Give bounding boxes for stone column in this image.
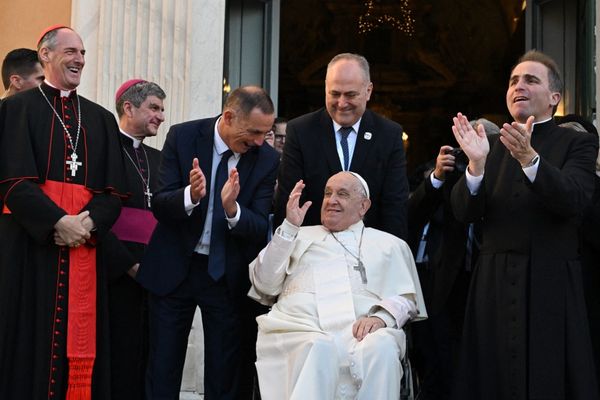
[71,0,227,395]
[71,0,226,149]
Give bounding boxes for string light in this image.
[223,78,231,94]
[358,0,415,36]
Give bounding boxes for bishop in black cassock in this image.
[99,79,165,400]
[0,26,127,400]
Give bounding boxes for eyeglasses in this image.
[274,134,285,141]
[238,128,273,138]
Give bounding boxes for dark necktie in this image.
[339,126,352,171]
[208,149,233,281]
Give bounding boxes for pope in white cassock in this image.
[249,171,427,400]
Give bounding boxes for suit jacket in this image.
[274,108,408,239]
[137,116,280,302]
[407,172,474,315]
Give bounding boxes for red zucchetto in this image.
[115,79,147,103]
[37,24,69,46]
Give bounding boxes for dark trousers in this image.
[145,254,242,400]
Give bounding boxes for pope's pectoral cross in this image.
[354,260,367,284]
[66,153,82,177]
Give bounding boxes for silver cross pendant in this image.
[144,186,153,208]
[354,260,367,284]
[66,153,82,177]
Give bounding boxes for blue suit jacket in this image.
[138,116,280,301]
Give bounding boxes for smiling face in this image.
[126,95,165,138]
[325,59,372,127]
[39,28,85,91]
[219,107,274,154]
[321,172,371,232]
[506,61,561,123]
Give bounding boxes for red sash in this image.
[40,181,96,400]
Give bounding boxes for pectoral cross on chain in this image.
[354,260,367,284]
[144,186,153,208]
[66,153,82,177]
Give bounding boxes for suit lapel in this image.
[351,110,374,173]
[318,110,343,174]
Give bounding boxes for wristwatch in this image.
[522,153,540,168]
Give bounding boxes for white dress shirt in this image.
[333,119,361,171]
[182,118,242,254]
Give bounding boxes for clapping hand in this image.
[221,168,240,217]
[499,116,537,167]
[452,113,489,176]
[189,158,207,203]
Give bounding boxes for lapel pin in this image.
[364,132,372,140]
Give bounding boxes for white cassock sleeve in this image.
[248,219,299,305]
[370,296,417,328]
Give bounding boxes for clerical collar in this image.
[329,220,365,235]
[120,129,143,148]
[333,118,361,134]
[214,117,240,159]
[43,80,74,98]
[532,117,552,127]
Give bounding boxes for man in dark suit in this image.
[137,86,280,400]
[451,50,599,399]
[274,53,408,239]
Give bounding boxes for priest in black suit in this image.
[274,53,408,239]
[451,50,599,399]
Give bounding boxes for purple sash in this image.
[111,207,157,244]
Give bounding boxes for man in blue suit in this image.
[137,86,280,399]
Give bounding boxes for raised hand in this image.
[499,115,537,167]
[189,158,207,203]
[452,112,489,176]
[286,180,312,227]
[221,168,240,217]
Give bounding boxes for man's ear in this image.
[123,101,135,117]
[39,48,50,64]
[365,82,373,101]
[360,198,372,216]
[9,74,22,90]
[550,92,561,107]
[222,109,236,126]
